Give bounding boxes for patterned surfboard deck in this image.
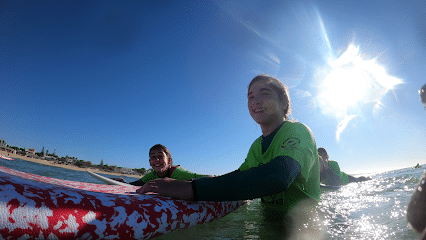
[0,166,244,239]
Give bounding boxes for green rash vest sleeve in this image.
[191,156,301,201]
[170,166,207,180]
[327,161,341,176]
[328,161,349,185]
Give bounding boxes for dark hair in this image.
[420,83,426,104]
[149,144,173,165]
[248,74,292,120]
[317,147,327,156]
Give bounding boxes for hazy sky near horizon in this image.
[1,0,425,175]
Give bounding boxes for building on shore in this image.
[27,148,36,155]
[0,140,6,148]
[0,147,16,155]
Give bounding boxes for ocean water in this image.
[0,158,423,239]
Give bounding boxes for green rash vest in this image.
[327,160,349,185]
[129,165,206,186]
[238,121,321,209]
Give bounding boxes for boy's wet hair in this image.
[149,144,173,165]
[317,147,328,156]
[248,74,292,120]
[420,83,426,104]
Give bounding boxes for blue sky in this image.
[1,0,425,175]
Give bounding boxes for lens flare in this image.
[317,43,403,141]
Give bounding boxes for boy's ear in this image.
[281,101,289,112]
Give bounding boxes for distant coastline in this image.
[0,150,143,178]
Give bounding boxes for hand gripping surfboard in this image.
[0,165,244,239]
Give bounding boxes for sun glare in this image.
[317,43,403,141]
[320,67,369,111]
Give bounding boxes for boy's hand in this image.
[136,178,194,200]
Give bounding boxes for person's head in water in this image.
[318,155,327,173]
[149,144,173,176]
[317,148,329,172]
[247,74,291,135]
[420,83,426,110]
[317,147,329,160]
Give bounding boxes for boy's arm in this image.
[136,156,301,201]
[192,156,301,201]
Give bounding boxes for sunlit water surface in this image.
[0,158,423,239]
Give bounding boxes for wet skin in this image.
[149,149,171,178]
[247,80,287,136]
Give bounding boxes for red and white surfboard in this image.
[0,166,244,239]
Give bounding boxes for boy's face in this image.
[321,153,329,161]
[247,80,287,127]
[149,149,170,174]
[319,156,329,172]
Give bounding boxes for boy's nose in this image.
[252,96,262,105]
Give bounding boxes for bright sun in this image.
[317,44,403,141]
[320,67,369,111]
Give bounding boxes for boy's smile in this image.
[248,80,287,136]
[149,149,170,175]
